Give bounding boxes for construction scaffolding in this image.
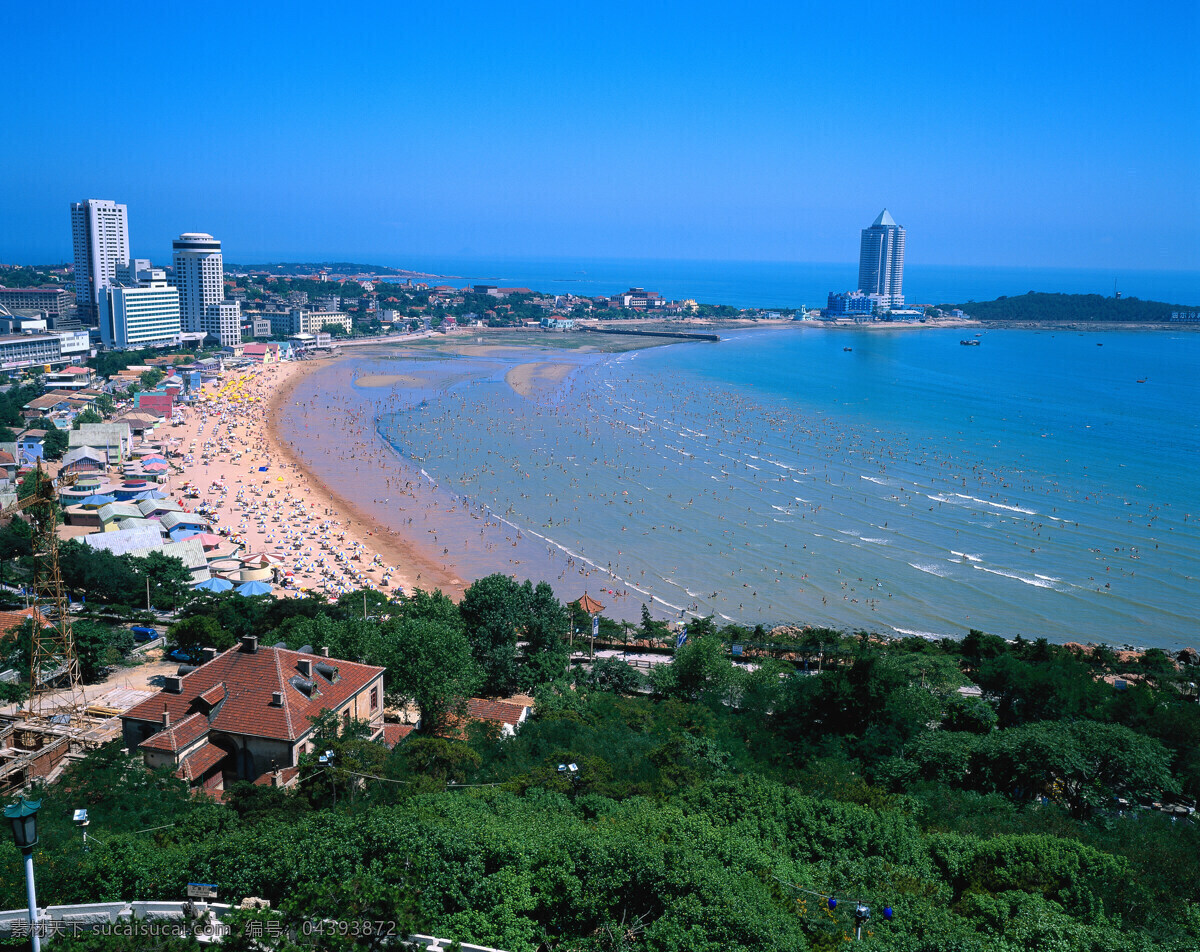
[0,461,103,792]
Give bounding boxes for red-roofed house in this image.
[0,608,51,642]
[444,698,530,739]
[242,343,279,365]
[121,636,385,793]
[382,723,415,749]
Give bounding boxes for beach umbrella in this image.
[235,580,273,596]
[193,577,233,592]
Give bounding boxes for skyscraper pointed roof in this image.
[872,209,897,227]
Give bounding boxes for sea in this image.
[389,255,1200,309]
[279,320,1200,651]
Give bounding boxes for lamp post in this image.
[5,797,41,951]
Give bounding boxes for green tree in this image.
[168,614,233,656]
[131,550,192,613]
[584,657,647,694]
[72,407,103,429]
[650,633,735,704]
[42,427,69,460]
[519,580,569,689]
[73,619,134,682]
[378,616,481,735]
[459,573,528,695]
[140,368,165,389]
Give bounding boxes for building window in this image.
[370,686,379,712]
[342,709,351,730]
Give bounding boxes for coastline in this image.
[256,327,1197,653]
[263,356,467,599]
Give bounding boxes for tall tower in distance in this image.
[858,209,905,308]
[70,200,130,325]
[172,232,239,347]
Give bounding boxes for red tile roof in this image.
[253,765,300,787]
[382,723,414,748]
[0,608,51,639]
[198,683,226,707]
[466,698,527,726]
[175,741,226,781]
[139,711,209,753]
[123,643,384,743]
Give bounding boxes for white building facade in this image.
[172,233,239,347]
[99,274,181,350]
[71,199,130,323]
[858,209,905,308]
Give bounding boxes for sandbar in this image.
[505,362,576,398]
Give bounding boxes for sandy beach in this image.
[160,357,463,601]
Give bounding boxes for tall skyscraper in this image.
[858,209,905,308]
[172,232,239,347]
[71,199,130,324]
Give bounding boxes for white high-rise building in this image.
[71,199,130,324]
[858,209,905,308]
[172,232,239,347]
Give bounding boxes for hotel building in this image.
[858,209,905,308]
[172,233,240,347]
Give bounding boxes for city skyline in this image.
[2,1,1197,271]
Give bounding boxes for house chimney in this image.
[163,676,183,694]
[320,647,329,658]
[201,647,218,663]
[162,707,170,728]
[297,659,312,678]
[240,635,258,654]
[270,691,283,707]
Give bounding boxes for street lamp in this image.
[5,797,42,951]
[319,750,336,806]
[557,763,580,799]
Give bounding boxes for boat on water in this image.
[960,339,981,346]
[843,347,853,352]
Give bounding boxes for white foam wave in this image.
[891,627,949,640]
[909,561,952,578]
[973,565,1057,589]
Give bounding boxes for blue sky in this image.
[2,0,1197,270]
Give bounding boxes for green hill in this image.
[945,292,1197,323]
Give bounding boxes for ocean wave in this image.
[891,626,950,640]
[909,561,953,578]
[952,492,1038,515]
[951,550,983,562]
[973,565,1058,589]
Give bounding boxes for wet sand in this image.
[505,362,576,398]
[263,359,466,597]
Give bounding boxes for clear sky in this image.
[2,0,1197,270]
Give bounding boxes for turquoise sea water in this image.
[280,326,1200,649]
[393,254,1200,309]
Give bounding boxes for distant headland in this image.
[944,291,1199,325]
